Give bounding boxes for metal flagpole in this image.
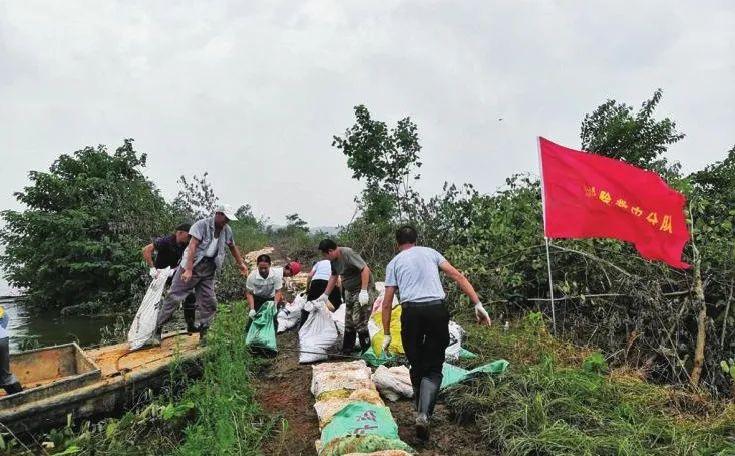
[537,137,557,335]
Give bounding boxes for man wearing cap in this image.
[142,223,197,333]
[153,205,249,346]
[380,225,491,441]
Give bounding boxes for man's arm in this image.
[360,266,371,290]
[181,238,200,282]
[246,290,255,312]
[275,289,284,306]
[439,260,491,326]
[227,244,249,276]
[321,274,338,298]
[142,243,156,268]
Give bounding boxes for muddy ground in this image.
[252,329,491,456]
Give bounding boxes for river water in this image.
[1,278,119,351]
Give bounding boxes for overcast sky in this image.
[1,1,733,227]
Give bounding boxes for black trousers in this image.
[300,279,343,328]
[400,301,450,410]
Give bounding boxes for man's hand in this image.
[149,267,159,279]
[239,263,249,277]
[358,289,369,306]
[381,334,392,355]
[315,294,329,306]
[249,309,256,318]
[182,268,193,283]
[474,302,492,326]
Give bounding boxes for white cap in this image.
[214,204,238,221]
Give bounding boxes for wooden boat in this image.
[0,332,204,434]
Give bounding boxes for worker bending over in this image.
[246,254,300,328]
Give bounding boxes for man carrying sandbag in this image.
[245,253,301,330]
[152,205,249,346]
[142,223,196,333]
[381,226,491,441]
[315,239,376,355]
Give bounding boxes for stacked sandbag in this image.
[311,361,414,455]
[371,366,413,402]
[366,285,404,361]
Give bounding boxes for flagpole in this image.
[537,137,557,335]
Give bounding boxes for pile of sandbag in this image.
[311,361,414,456]
[371,366,412,402]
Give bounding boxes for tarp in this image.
[246,301,278,353]
[128,267,170,351]
[440,359,509,389]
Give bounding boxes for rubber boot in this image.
[184,307,197,335]
[412,385,421,411]
[342,329,356,355]
[358,331,371,354]
[3,382,23,395]
[418,376,441,417]
[148,327,162,347]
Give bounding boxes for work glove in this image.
[167,267,176,277]
[381,334,392,355]
[358,289,370,306]
[149,267,159,279]
[312,299,324,311]
[474,302,492,326]
[315,294,329,306]
[248,309,256,319]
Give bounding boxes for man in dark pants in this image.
[381,226,491,441]
[0,305,22,395]
[142,223,197,333]
[300,259,342,328]
[153,205,249,347]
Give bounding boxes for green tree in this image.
[332,105,422,221]
[0,139,175,312]
[580,89,684,177]
[172,172,218,221]
[284,213,309,233]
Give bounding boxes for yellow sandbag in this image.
[371,306,404,357]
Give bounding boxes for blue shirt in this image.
[385,246,447,303]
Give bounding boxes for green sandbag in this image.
[319,434,414,456]
[362,347,396,367]
[320,401,399,447]
[245,301,277,353]
[440,359,509,389]
[459,348,477,359]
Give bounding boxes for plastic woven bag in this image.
[277,292,306,333]
[246,301,278,353]
[128,267,170,351]
[320,402,399,447]
[299,303,340,364]
[440,359,509,389]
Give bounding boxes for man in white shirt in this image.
[381,226,491,441]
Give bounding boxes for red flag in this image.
[539,137,690,269]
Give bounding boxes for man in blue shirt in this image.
[381,226,491,441]
[0,305,22,395]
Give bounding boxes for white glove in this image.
[312,299,324,311]
[315,294,329,305]
[381,334,392,355]
[149,267,159,279]
[474,302,491,325]
[358,289,369,306]
[167,267,176,278]
[248,309,256,318]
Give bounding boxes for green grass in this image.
[445,312,735,456]
[6,301,276,456]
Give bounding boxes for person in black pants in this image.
[380,226,491,441]
[301,259,343,327]
[142,223,197,333]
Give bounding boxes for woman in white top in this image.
[301,259,343,327]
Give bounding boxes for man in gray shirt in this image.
[152,204,249,346]
[314,239,377,354]
[381,226,491,441]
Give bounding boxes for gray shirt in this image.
[331,247,374,292]
[182,217,234,270]
[385,246,447,303]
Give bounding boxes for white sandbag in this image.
[372,365,413,402]
[312,360,369,375]
[330,303,346,335]
[445,320,466,361]
[299,304,340,364]
[277,292,306,333]
[128,267,170,351]
[311,362,374,397]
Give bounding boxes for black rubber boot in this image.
[418,376,441,417]
[358,331,371,354]
[184,308,197,335]
[3,382,23,395]
[342,329,356,355]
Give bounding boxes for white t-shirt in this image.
[246,267,284,298]
[385,246,447,303]
[311,260,332,281]
[204,235,219,258]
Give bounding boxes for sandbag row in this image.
[311,360,414,456]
